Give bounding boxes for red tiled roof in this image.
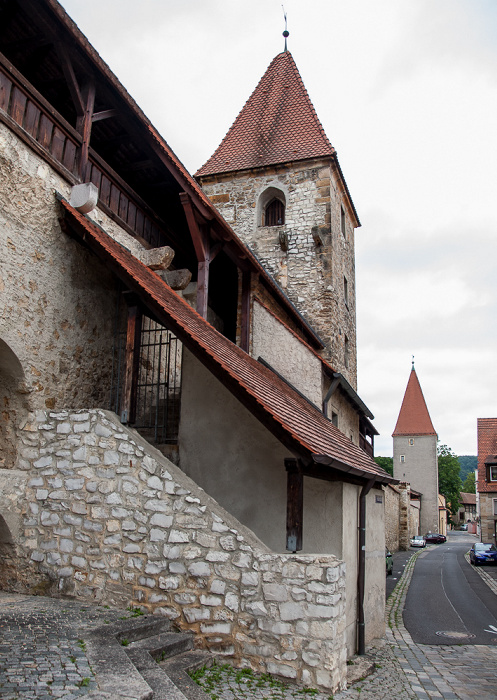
[392,369,437,437]
[459,492,476,505]
[477,418,497,493]
[195,51,335,177]
[62,200,392,484]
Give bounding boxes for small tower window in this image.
[264,198,285,227]
[400,455,405,463]
[344,335,349,368]
[341,206,346,237]
[408,438,414,446]
[344,276,348,308]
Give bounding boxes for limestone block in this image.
[136,246,174,270]
[157,268,192,290]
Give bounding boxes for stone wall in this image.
[5,408,347,693]
[384,483,420,552]
[199,160,358,389]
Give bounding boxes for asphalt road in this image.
[403,531,497,645]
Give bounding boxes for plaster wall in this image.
[393,435,438,535]
[323,375,361,446]
[0,122,120,425]
[364,487,386,642]
[200,161,358,388]
[251,300,322,407]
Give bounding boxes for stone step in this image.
[86,615,211,699]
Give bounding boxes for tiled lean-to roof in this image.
[196,51,335,177]
[61,200,392,484]
[392,369,437,437]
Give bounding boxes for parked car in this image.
[386,548,393,576]
[469,543,497,566]
[410,535,426,548]
[460,524,468,531]
[424,533,447,544]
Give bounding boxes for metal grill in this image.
[110,305,182,445]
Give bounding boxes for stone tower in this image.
[393,366,439,535]
[195,50,360,388]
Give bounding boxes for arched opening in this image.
[257,187,286,228]
[0,514,18,590]
[0,340,28,469]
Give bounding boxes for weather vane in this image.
[282,5,289,51]
[412,355,415,370]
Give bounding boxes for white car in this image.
[410,535,426,548]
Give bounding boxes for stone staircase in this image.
[86,615,211,699]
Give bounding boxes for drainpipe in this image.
[357,477,375,655]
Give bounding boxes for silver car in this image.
[410,535,426,548]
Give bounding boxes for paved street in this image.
[0,532,496,699]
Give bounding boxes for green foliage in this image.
[458,455,477,481]
[461,471,476,494]
[374,456,393,476]
[78,678,90,688]
[438,444,462,518]
[120,638,130,646]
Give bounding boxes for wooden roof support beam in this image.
[77,80,96,182]
[55,41,85,116]
[286,458,303,553]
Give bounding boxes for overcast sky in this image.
[59,0,497,457]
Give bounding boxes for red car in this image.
[424,533,446,544]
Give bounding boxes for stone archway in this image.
[0,339,28,469]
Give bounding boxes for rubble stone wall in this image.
[7,408,347,693]
[199,161,358,389]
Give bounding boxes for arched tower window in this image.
[257,187,286,228]
[264,198,285,227]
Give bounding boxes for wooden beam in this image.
[120,304,142,424]
[77,80,96,182]
[285,458,303,552]
[55,42,84,116]
[197,260,209,320]
[240,270,251,352]
[179,192,207,262]
[92,109,117,123]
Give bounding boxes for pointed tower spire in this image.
[195,51,335,177]
[392,366,437,437]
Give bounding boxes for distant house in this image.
[476,419,497,544]
[457,492,476,525]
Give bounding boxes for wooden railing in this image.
[0,54,167,248]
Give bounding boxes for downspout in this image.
[357,476,376,655]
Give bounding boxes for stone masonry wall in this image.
[199,160,358,389]
[7,408,347,693]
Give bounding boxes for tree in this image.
[461,471,476,494]
[438,444,462,520]
[374,456,393,476]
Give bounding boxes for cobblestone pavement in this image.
[1,547,496,699]
[0,593,128,699]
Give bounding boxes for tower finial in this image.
[282,5,289,51]
[412,355,415,370]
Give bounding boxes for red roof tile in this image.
[459,492,476,505]
[392,369,437,437]
[62,200,391,484]
[195,52,335,177]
